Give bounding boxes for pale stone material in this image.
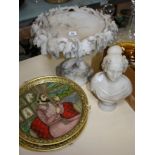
[31,6,118,58]
[90,45,132,111]
[56,58,93,86]
[31,6,118,85]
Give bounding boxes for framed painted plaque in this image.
[19,76,88,151]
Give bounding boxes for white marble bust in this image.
[90,45,132,111]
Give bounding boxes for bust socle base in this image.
[98,101,117,111]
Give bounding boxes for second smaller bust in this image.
[90,45,132,111]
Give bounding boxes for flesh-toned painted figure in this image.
[31,94,80,139]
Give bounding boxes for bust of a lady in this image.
[90,45,132,111]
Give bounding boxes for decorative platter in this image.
[116,41,135,68]
[19,76,88,151]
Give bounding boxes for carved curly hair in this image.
[101,45,128,73]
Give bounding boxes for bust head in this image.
[102,45,128,81]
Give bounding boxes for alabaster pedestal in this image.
[56,58,93,86]
[31,6,118,85]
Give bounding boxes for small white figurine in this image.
[90,45,132,111]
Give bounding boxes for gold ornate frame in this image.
[19,76,89,151]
